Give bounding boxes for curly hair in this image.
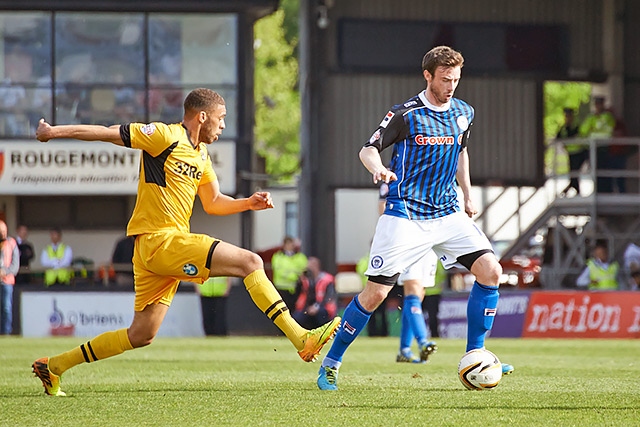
[183,88,225,115]
[421,46,464,76]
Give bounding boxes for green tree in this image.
[254,4,301,183]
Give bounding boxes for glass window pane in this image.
[55,13,144,85]
[149,14,237,86]
[147,86,186,124]
[0,12,51,84]
[147,87,236,138]
[0,12,52,137]
[54,84,146,125]
[0,86,52,137]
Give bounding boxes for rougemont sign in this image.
[0,140,235,194]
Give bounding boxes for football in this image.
[457,349,502,390]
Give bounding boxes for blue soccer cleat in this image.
[317,365,339,391]
[501,362,514,376]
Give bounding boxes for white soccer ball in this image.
[457,349,502,390]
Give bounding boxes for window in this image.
[284,201,298,239]
[0,12,52,136]
[19,196,130,230]
[0,12,238,137]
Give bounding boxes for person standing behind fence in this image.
[271,236,308,310]
[15,224,34,284]
[198,276,231,336]
[579,96,616,193]
[557,108,585,197]
[40,227,73,287]
[0,220,19,335]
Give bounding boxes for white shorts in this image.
[364,212,493,280]
[398,250,438,287]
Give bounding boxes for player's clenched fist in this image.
[35,118,53,142]
[249,191,274,210]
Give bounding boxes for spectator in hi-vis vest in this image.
[576,241,619,290]
[198,276,231,336]
[271,236,307,310]
[40,227,73,286]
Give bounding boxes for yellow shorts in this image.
[133,231,219,311]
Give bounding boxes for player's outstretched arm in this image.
[35,118,124,146]
[359,146,397,184]
[198,180,274,216]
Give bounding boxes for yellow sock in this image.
[49,328,133,376]
[244,269,307,350]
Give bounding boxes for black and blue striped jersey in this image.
[364,90,474,220]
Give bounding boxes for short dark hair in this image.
[184,88,225,115]
[421,46,464,76]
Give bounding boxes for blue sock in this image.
[404,294,428,347]
[324,295,371,367]
[399,297,413,352]
[466,281,499,352]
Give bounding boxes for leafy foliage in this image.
[254,6,301,184]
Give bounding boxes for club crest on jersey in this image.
[456,116,469,131]
[183,263,198,276]
[379,111,394,128]
[369,129,381,144]
[370,255,384,269]
[141,123,156,135]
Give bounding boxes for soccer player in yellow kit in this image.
[32,88,340,396]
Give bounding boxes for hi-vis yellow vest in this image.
[271,252,307,293]
[586,259,619,290]
[44,243,72,286]
[200,277,229,297]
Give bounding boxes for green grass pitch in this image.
[1,336,639,426]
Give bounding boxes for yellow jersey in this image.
[121,122,217,235]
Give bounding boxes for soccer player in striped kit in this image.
[317,46,513,390]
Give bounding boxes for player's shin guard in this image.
[324,296,371,366]
[244,269,307,350]
[404,294,428,347]
[49,328,133,376]
[466,281,499,352]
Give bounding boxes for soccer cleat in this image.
[396,351,425,364]
[298,317,341,362]
[501,362,514,376]
[419,341,438,363]
[32,357,66,396]
[317,365,339,391]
